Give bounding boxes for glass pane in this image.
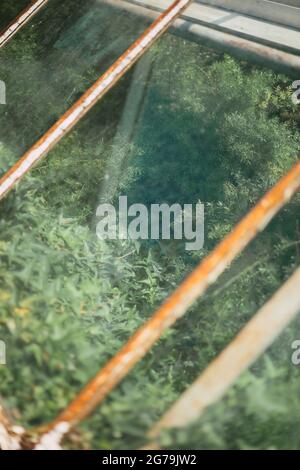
[0,2,300,451]
[0,0,152,165]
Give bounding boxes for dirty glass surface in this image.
[0,0,300,451]
[0,0,153,165]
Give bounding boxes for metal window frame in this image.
[0,0,300,451]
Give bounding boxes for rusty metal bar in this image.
[0,0,49,49]
[40,160,300,439]
[0,0,194,200]
[0,403,24,450]
[147,265,300,444]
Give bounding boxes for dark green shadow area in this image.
[0,0,29,31]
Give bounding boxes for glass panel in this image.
[0,0,153,165]
[0,2,300,450]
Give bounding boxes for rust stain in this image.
[41,160,300,435]
[0,0,49,49]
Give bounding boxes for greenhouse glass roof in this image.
[0,0,300,451]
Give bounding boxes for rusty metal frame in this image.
[0,0,49,49]
[146,265,300,446]
[37,160,300,444]
[0,0,194,200]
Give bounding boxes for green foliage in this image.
[0,157,176,426]
[0,10,300,450]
